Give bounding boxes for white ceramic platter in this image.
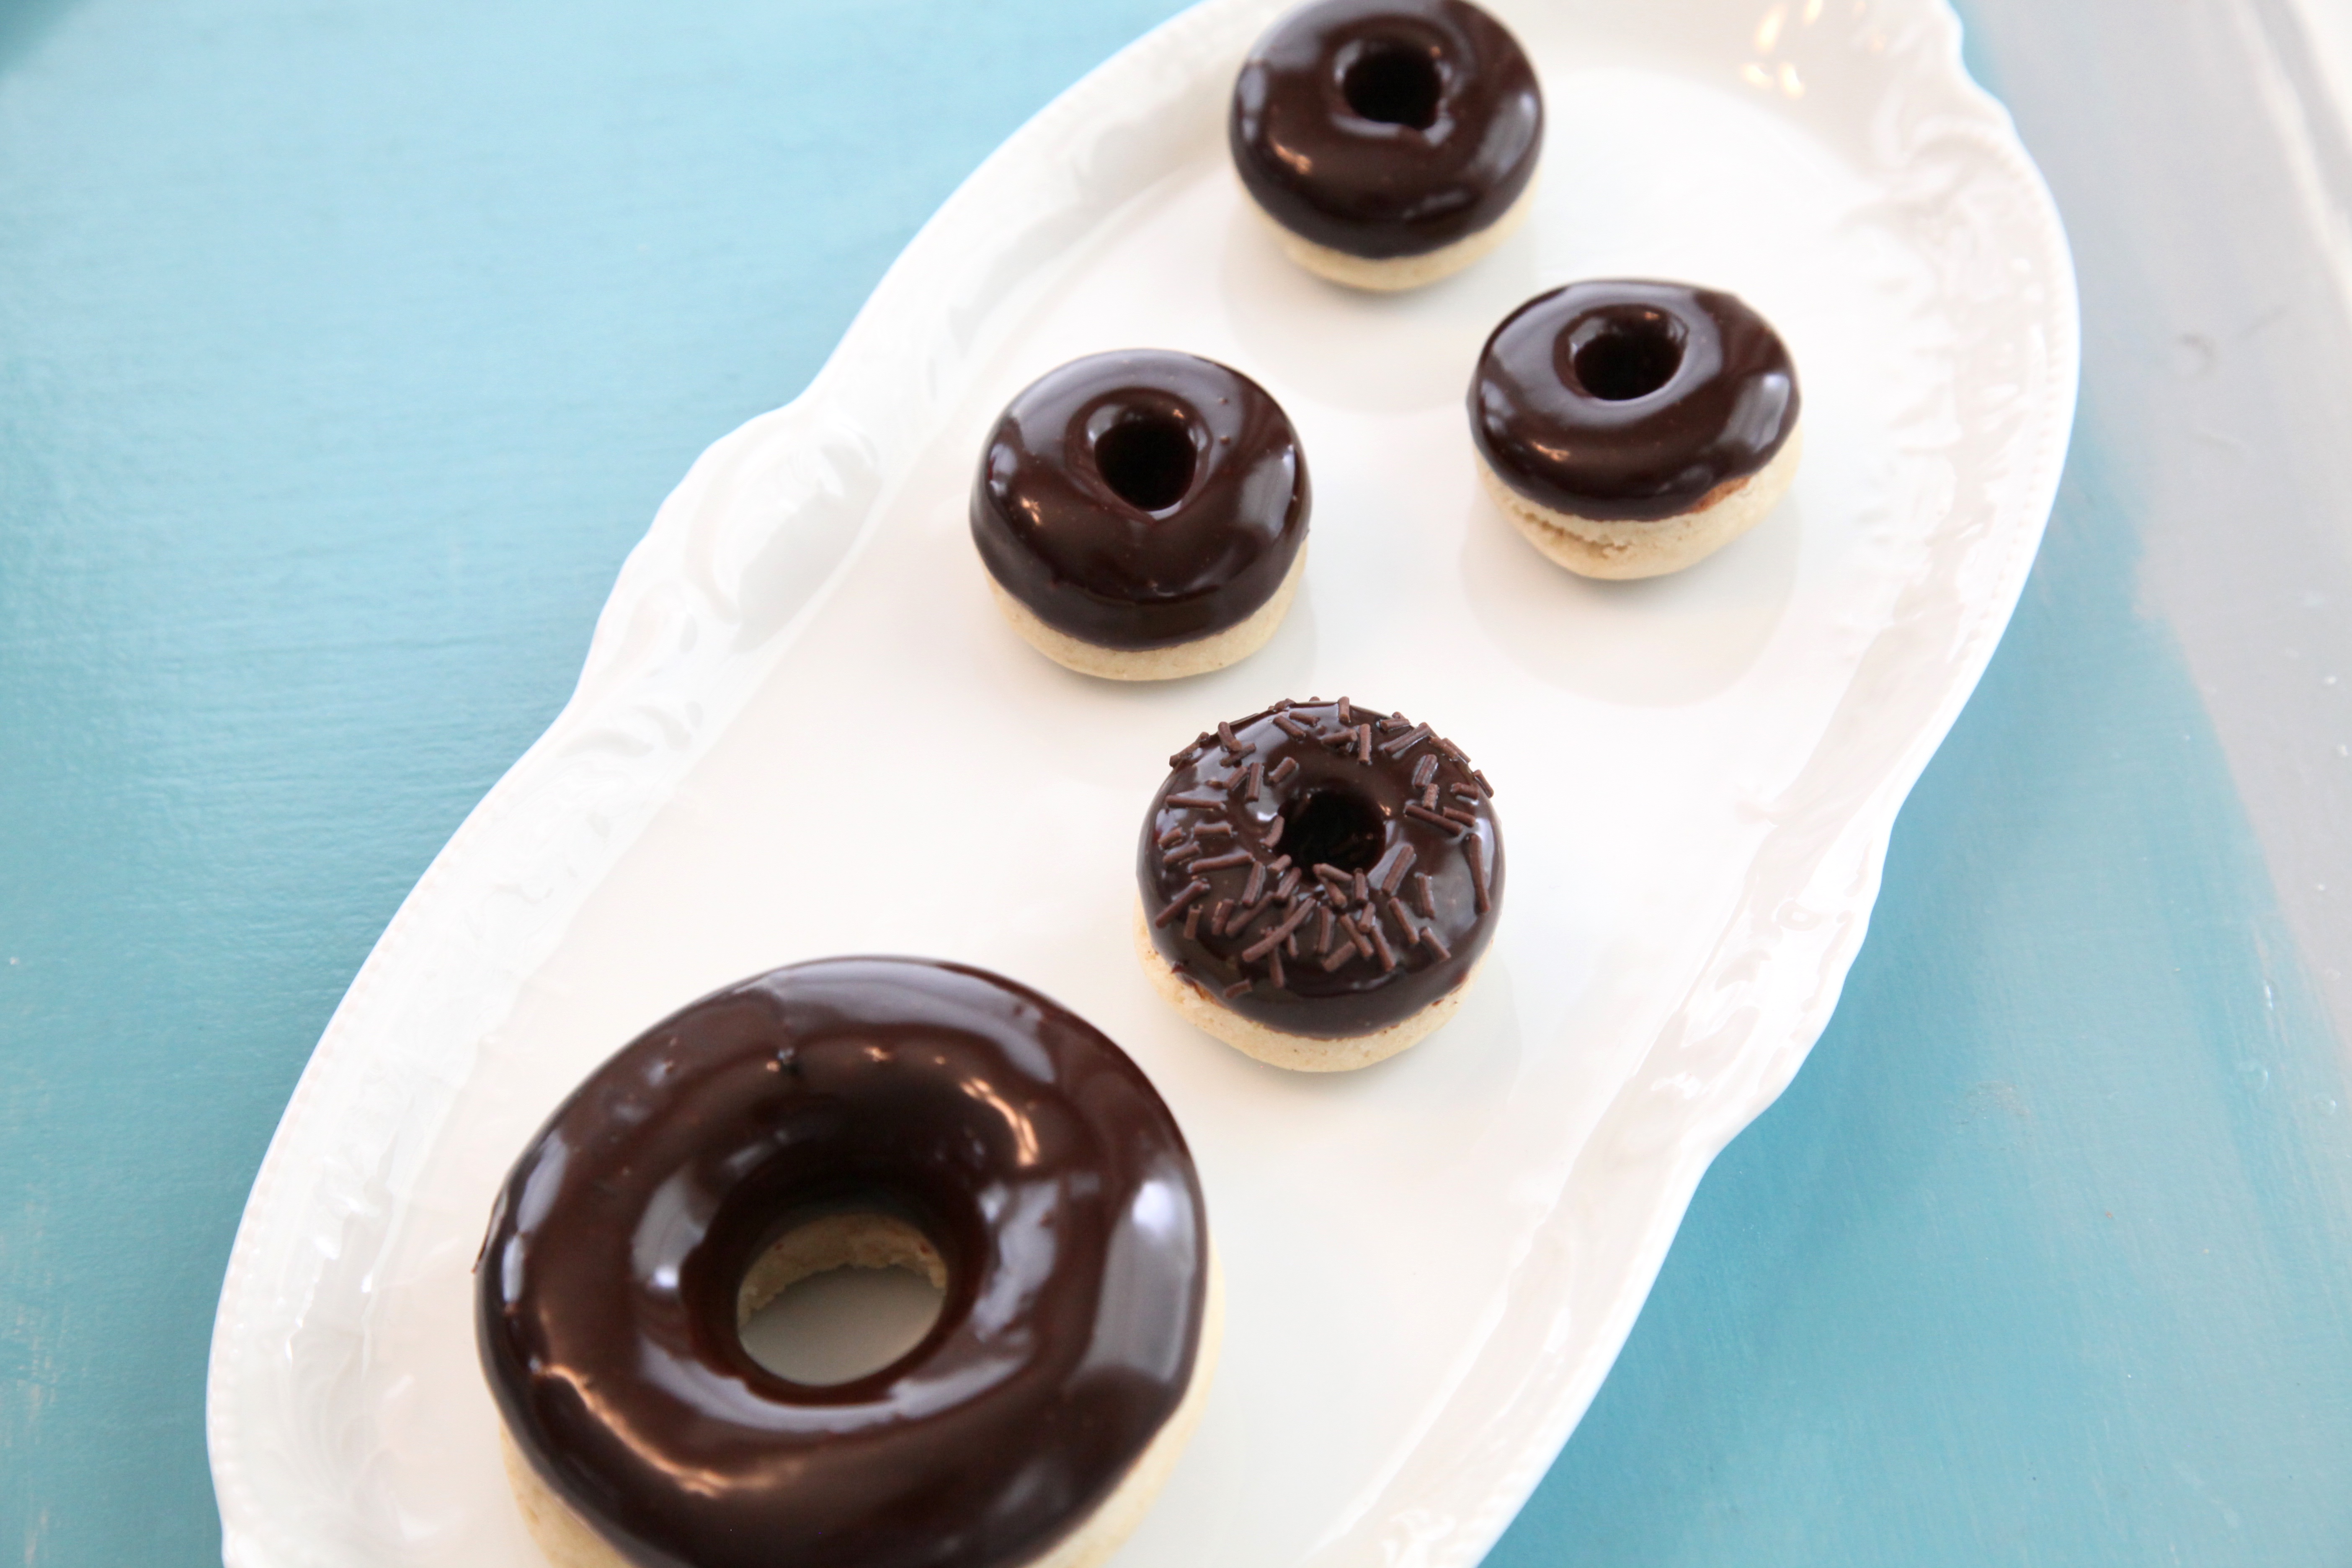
[207,1,2076,1563]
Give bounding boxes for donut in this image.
[1134,699,1503,1070]
[1468,279,1803,580]
[1230,0,1543,291]
[477,957,1219,1568]
[971,349,1310,680]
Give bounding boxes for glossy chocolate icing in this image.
[1469,279,1801,522]
[1230,0,1542,260]
[1140,699,1504,1038]
[477,957,1209,1568]
[971,350,1309,651]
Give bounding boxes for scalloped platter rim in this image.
[206,2,2078,1564]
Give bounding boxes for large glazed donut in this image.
[477,957,1218,1568]
[971,349,1310,680]
[1134,698,1504,1070]
[1469,279,1803,579]
[1230,0,1544,290]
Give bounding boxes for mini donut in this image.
[971,350,1310,680]
[1135,699,1504,1070]
[1468,279,1803,580]
[477,957,1219,1568]
[1230,0,1543,291]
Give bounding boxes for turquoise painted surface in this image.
[1,3,2347,1565]
[1489,433,2352,1564]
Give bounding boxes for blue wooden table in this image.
[4,2,2350,1563]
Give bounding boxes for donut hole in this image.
[1564,310,1687,402]
[736,1212,947,1386]
[1282,786,1387,874]
[1341,43,1442,130]
[1094,415,1197,513]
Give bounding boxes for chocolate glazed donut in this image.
[971,349,1310,680]
[1231,0,1542,288]
[1134,699,1503,1071]
[477,957,1216,1568]
[1469,279,1803,579]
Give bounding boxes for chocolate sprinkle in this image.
[1267,947,1287,989]
[1377,722,1433,758]
[1154,878,1211,927]
[1404,802,1467,837]
[1223,978,1253,999]
[1367,921,1398,973]
[1379,843,1417,895]
[1183,903,1203,941]
[1468,836,1491,913]
[1413,871,1436,919]
[1419,926,1451,961]
[1269,756,1298,785]
[1411,755,1439,788]
[1241,862,1266,907]
[1190,851,1253,872]
[1165,792,1225,810]
[1242,901,1315,962]
[1208,899,1234,936]
[1192,821,1235,839]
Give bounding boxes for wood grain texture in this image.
[0,1,2347,1565]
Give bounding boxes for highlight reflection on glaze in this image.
[477,957,1209,1568]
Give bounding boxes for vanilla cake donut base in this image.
[989,544,1306,681]
[501,1251,1225,1568]
[1259,176,1536,293]
[1478,422,1803,580]
[1132,897,1483,1071]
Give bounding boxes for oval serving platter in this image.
[207,1,2077,1564]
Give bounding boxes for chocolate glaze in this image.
[971,350,1309,651]
[1230,0,1542,260]
[477,957,1210,1568]
[1140,699,1504,1038]
[1469,279,1800,522]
